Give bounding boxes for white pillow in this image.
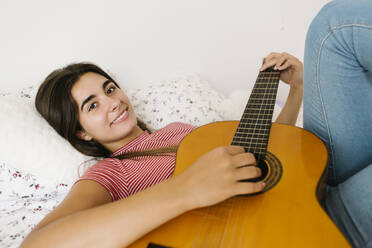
[0,75,227,184]
[0,95,92,186]
[124,75,226,132]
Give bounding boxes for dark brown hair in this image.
[35,62,177,160]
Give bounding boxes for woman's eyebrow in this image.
[80,79,112,111]
[102,79,112,91]
[81,95,95,111]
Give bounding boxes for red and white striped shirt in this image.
[76,122,196,201]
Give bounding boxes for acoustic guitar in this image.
[128,66,349,247]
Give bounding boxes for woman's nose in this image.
[107,97,120,112]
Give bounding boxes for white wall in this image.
[0,0,329,101]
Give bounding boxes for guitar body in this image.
[128,121,349,247]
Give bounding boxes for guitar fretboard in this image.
[231,68,280,161]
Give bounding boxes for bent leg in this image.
[303,0,372,246]
[304,0,372,185]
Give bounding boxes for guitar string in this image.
[192,205,212,248]
[201,204,219,247]
[245,72,278,246]
[210,71,279,247]
[251,72,273,158]
[210,76,273,247]
[207,193,237,246]
[216,198,237,247]
[216,71,270,248]
[234,72,272,248]
[217,71,276,247]
[218,198,235,247]
[236,71,278,247]
[199,200,227,247]
[240,74,276,247]
[227,197,242,247]
[237,195,249,247]
[209,201,226,247]
[209,199,227,247]
[197,75,277,247]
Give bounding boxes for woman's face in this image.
[71,72,140,151]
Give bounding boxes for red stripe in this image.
[75,122,195,201]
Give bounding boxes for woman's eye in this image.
[88,102,97,112]
[106,86,116,94]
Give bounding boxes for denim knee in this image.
[309,0,372,32]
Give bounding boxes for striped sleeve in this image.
[75,158,125,201]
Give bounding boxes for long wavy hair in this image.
[35,62,177,160]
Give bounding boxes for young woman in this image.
[20,53,303,247]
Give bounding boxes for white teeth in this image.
[113,110,127,123]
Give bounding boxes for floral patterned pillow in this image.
[124,75,226,132]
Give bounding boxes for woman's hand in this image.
[260,52,303,90]
[177,146,265,209]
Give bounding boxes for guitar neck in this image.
[231,67,280,161]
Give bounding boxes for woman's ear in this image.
[76,130,93,141]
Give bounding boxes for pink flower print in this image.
[34,206,42,211]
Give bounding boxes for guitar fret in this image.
[234,138,268,144]
[238,126,271,130]
[232,142,269,149]
[257,76,279,79]
[236,129,269,134]
[250,93,277,96]
[243,111,274,115]
[255,82,279,85]
[235,133,269,138]
[252,87,277,93]
[234,136,269,141]
[241,118,272,122]
[239,120,271,125]
[235,131,270,137]
[245,104,275,109]
[247,101,276,106]
[235,131,268,136]
[255,79,280,82]
[258,71,280,75]
[242,113,272,121]
[237,124,271,129]
[242,112,273,117]
[249,97,276,101]
[243,110,274,115]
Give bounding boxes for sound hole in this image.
[250,159,269,182]
[239,151,282,196]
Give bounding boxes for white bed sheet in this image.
[0,162,70,247]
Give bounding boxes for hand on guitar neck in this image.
[261,52,304,126]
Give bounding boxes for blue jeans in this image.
[303,0,372,247]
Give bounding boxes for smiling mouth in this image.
[111,106,129,125]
